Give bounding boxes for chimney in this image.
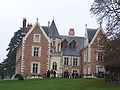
[23,18,27,29]
[26,23,32,31]
[69,28,75,36]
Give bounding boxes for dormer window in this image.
[70,40,76,49]
[62,39,68,48]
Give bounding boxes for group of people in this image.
[63,71,79,78]
[46,70,79,78]
[46,70,56,78]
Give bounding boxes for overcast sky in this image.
[0,0,98,62]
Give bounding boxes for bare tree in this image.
[90,0,120,83]
[90,0,120,39]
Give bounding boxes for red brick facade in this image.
[81,28,105,75]
[16,23,49,77]
[90,30,105,74]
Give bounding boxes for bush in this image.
[14,74,24,80]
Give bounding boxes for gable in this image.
[63,39,68,43]
[90,27,105,45]
[70,40,77,44]
[24,22,49,41]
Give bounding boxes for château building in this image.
[15,18,105,78]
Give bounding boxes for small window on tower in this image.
[53,41,55,46]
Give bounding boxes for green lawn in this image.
[0,78,120,90]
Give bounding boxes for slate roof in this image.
[42,20,60,38]
[42,20,84,57]
[87,28,97,43]
[42,26,49,36]
[49,20,60,38]
[60,35,84,56]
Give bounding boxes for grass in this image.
[0,78,120,90]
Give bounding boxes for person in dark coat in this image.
[47,70,50,78]
[53,71,56,78]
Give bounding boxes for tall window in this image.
[64,57,69,65]
[73,58,78,66]
[32,46,41,57]
[32,63,39,74]
[53,41,55,46]
[97,52,103,61]
[34,34,41,42]
[52,62,57,70]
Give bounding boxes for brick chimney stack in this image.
[27,23,32,31]
[23,18,27,29]
[69,28,75,36]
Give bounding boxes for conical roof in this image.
[49,20,59,38]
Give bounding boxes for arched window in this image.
[52,62,57,70]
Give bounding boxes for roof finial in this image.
[85,24,87,28]
[85,24,87,32]
[100,21,102,27]
[36,18,39,22]
[48,21,50,28]
[53,16,55,20]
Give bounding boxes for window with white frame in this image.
[96,52,103,61]
[96,65,104,73]
[97,38,103,47]
[64,57,69,65]
[32,46,41,57]
[73,58,78,66]
[31,62,40,74]
[34,34,41,42]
